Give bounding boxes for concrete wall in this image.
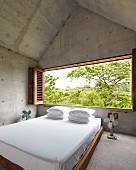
[77,0,136,32]
[37,105,136,136]
[39,6,136,68]
[0,46,37,126]
[0,0,75,61]
[38,6,136,136]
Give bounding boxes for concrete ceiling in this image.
[76,0,136,32]
[0,0,136,61]
[0,0,75,61]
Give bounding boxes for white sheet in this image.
[0,116,101,170]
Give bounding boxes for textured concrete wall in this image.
[0,0,75,60]
[37,105,136,136]
[38,6,136,136]
[39,6,136,68]
[0,46,37,126]
[77,0,136,32]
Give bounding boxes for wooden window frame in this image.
[132,48,136,111]
[44,55,132,71]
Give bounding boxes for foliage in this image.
[22,110,31,120]
[44,59,131,108]
[44,74,66,104]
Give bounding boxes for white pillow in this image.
[47,106,71,113]
[46,106,71,119]
[46,112,63,119]
[70,114,95,119]
[68,115,89,124]
[69,108,95,118]
[47,110,63,116]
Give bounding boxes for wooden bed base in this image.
[0,156,23,170]
[73,126,104,170]
[0,126,104,170]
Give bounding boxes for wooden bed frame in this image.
[0,126,104,170]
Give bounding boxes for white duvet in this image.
[0,116,101,170]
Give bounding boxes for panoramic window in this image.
[44,59,131,108]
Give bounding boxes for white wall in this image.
[39,6,136,68]
[0,46,37,126]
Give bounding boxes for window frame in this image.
[44,54,133,109]
[44,55,132,71]
[132,48,136,111]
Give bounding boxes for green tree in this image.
[44,74,67,104]
[63,86,103,106]
[44,59,131,108]
[67,59,131,108]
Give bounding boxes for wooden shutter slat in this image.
[28,67,44,105]
[34,68,44,105]
[28,68,34,104]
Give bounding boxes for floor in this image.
[0,132,136,170]
[87,132,136,170]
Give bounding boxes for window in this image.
[44,56,132,109]
[29,49,136,111]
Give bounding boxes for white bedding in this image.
[0,116,101,170]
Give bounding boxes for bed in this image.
[0,115,103,170]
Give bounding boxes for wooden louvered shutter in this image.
[28,68,34,104]
[132,48,136,111]
[28,68,44,105]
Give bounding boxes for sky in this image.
[46,67,88,89]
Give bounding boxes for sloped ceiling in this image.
[0,0,136,61]
[76,0,136,32]
[0,0,75,60]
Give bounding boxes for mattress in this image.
[0,115,101,170]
